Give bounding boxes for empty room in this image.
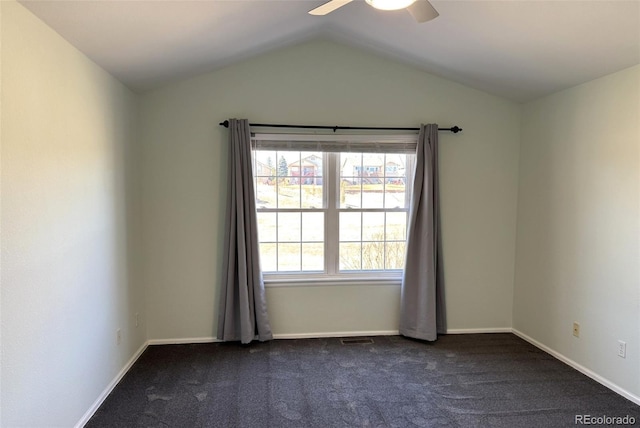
[1,0,639,426]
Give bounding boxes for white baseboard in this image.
[74,341,148,428]
[512,329,640,406]
[273,330,399,339]
[446,328,512,334]
[147,336,221,346]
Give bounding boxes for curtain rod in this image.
[219,120,462,134]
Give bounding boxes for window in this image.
[252,134,416,281]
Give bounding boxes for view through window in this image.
[252,136,415,279]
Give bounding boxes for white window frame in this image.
[252,133,417,285]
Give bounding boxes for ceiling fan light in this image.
[365,0,416,11]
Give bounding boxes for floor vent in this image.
[340,338,374,345]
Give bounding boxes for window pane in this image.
[257,212,277,242]
[260,243,277,272]
[384,183,406,208]
[340,179,362,208]
[340,153,362,208]
[362,212,384,241]
[385,212,407,240]
[278,180,300,208]
[254,150,277,209]
[339,212,361,241]
[362,186,384,208]
[301,183,323,208]
[275,151,295,208]
[385,242,405,270]
[256,179,277,209]
[276,152,291,180]
[302,212,324,242]
[362,242,384,270]
[278,212,300,242]
[278,243,301,271]
[299,152,324,208]
[385,154,408,209]
[340,153,362,177]
[339,243,361,271]
[361,154,385,209]
[254,150,277,182]
[302,243,324,271]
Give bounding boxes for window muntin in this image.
[252,136,415,279]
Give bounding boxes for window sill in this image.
[263,275,402,288]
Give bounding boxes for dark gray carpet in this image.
[87,334,639,427]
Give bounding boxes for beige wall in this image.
[514,65,640,399]
[0,2,144,426]
[139,40,521,340]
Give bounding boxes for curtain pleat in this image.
[399,124,446,341]
[217,119,273,344]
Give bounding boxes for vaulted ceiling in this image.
[19,0,640,102]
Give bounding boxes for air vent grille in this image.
[340,338,374,345]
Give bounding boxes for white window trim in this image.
[253,133,417,286]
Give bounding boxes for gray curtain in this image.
[217,119,273,344]
[400,124,446,341]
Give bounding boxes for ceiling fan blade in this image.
[309,0,354,16]
[406,0,439,23]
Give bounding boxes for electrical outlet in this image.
[618,341,626,358]
[135,313,139,328]
[116,329,122,345]
[572,322,580,338]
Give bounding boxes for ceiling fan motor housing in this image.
[365,0,417,11]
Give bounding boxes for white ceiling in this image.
[19,0,640,102]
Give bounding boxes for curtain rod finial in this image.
[450,126,462,133]
[220,120,230,128]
